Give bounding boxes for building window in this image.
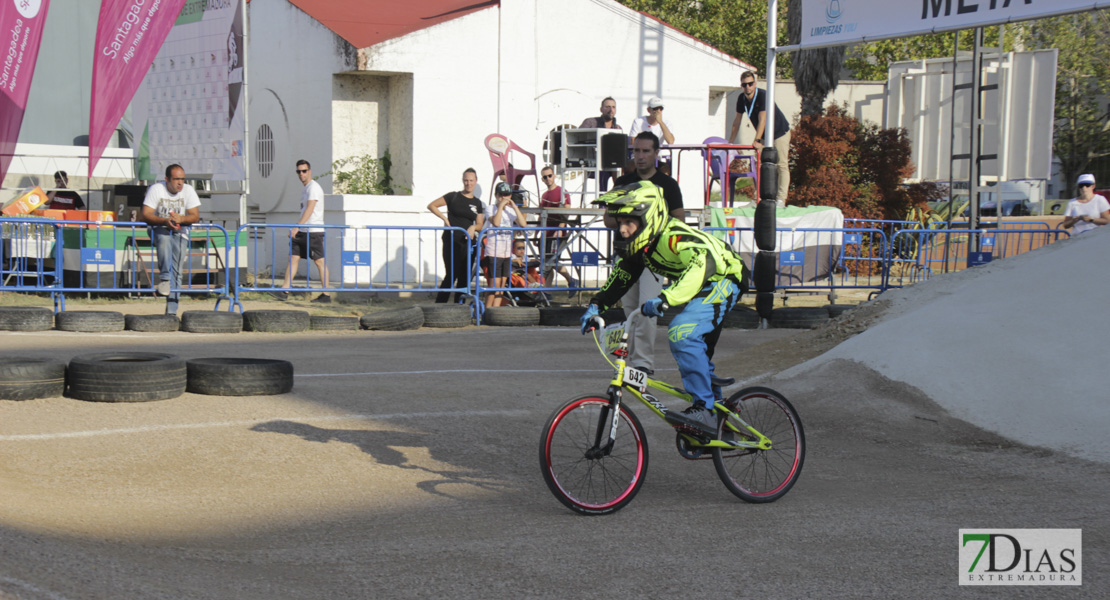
[256,124,274,178]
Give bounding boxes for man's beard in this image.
[602,113,613,122]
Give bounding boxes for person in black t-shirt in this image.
[729,70,791,206]
[607,131,684,376]
[46,171,85,211]
[427,168,485,303]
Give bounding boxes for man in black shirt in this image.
[729,70,791,206]
[608,131,683,375]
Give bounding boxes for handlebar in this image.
[585,304,668,335]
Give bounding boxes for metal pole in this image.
[968,28,982,241]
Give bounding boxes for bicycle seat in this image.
[711,376,736,387]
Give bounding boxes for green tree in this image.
[616,0,792,77]
[1017,11,1110,197]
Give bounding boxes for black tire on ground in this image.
[771,306,829,329]
[481,306,540,326]
[0,358,66,400]
[55,311,125,332]
[125,314,180,332]
[723,305,761,329]
[310,315,360,331]
[538,307,581,327]
[186,358,294,396]
[242,310,311,333]
[419,304,471,328]
[180,311,243,333]
[0,307,54,331]
[826,304,856,318]
[67,352,187,402]
[360,306,424,331]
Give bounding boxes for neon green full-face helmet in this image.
[596,181,669,257]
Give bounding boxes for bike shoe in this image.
[665,405,717,436]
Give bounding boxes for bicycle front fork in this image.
[586,385,623,459]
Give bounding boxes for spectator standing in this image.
[45,171,85,211]
[273,160,331,303]
[428,168,485,303]
[629,97,675,145]
[1062,174,1110,235]
[609,131,684,376]
[729,70,791,207]
[141,164,201,315]
[483,182,527,308]
[539,165,579,294]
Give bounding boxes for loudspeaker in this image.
[549,130,562,166]
[599,133,628,169]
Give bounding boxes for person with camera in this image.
[482,181,528,308]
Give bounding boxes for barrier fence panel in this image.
[708,226,889,297]
[886,227,1070,288]
[1,217,231,312]
[234,224,475,311]
[1,217,63,309]
[473,225,615,323]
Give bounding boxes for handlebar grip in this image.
[588,316,606,331]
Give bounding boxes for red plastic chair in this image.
[702,136,755,207]
[484,133,541,203]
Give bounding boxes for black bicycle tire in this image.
[67,352,187,402]
[481,306,540,326]
[180,311,243,334]
[712,386,805,503]
[539,396,648,515]
[0,307,54,331]
[186,358,293,396]
[56,311,125,332]
[360,306,424,331]
[0,358,66,401]
[242,310,311,333]
[124,314,180,332]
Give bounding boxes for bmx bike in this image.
[538,308,806,515]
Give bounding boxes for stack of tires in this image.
[0,353,293,402]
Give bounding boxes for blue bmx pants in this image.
[666,278,740,411]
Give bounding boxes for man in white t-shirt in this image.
[1062,173,1110,235]
[628,97,675,145]
[142,163,201,315]
[273,159,332,302]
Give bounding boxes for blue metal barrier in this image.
[1,217,63,310]
[233,223,478,312]
[707,226,889,298]
[473,225,615,324]
[1,217,231,312]
[886,227,1071,288]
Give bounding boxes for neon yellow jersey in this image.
[590,218,749,310]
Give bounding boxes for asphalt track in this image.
[0,320,1107,599]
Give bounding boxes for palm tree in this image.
[788,0,845,116]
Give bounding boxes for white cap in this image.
[647,97,664,109]
[1077,173,1096,186]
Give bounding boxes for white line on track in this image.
[0,576,73,600]
[296,368,625,377]
[0,410,530,442]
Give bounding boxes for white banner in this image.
[801,0,1108,48]
[132,0,245,183]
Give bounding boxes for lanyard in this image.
[745,88,758,122]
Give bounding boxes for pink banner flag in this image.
[89,0,186,178]
[0,0,51,185]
